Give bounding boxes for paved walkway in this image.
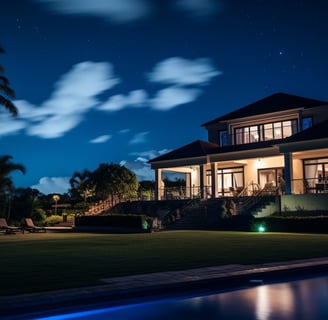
[1,257,327,319]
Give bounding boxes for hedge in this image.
[75,214,148,229]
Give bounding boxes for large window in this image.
[217,167,244,197]
[304,158,328,192]
[258,167,284,189]
[234,119,297,145]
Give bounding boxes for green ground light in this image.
[257,224,266,232]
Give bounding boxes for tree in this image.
[92,163,139,204]
[138,180,155,200]
[9,187,42,221]
[0,46,18,116]
[69,169,94,206]
[0,155,25,195]
[0,156,26,220]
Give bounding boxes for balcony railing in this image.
[156,179,328,201]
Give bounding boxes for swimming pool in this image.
[34,275,328,320]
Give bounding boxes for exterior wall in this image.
[207,122,227,145]
[245,156,284,186]
[281,194,328,212]
[191,167,199,189]
[306,106,328,125]
[244,159,258,186]
[292,158,304,194]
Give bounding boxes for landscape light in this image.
[257,224,266,233]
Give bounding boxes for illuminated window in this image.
[234,119,297,145]
[304,158,328,188]
[217,167,244,197]
[264,123,273,141]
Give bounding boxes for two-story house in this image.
[149,93,328,203]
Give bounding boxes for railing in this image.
[158,186,204,200]
[108,178,328,204]
[292,178,328,194]
[86,197,113,215]
[236,182,278,215]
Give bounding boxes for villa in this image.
[149,92,328,214]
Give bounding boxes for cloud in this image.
[89,134,112,143]
[27,114,83,138]
[122,158,154,181]
[129,149,171,159]
[11,61,119,139]
[147,57,221,110]
[1,56,219,140]
[148,57,221,86]
[34,0,152,24]
[129,131,149,144]
[123,149,171,181]
[118,128,131,134]
[98,89,148,112]
[0,113,27,136]
[151,86,201,110]
[31,176,71,195]
[34,0,222,24]
[53,61,119,99]
[173,0,222,18]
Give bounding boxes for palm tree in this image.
[0,46,18,116]
[0,155,26,194]
[69,169,94,205]
[0,156,25,218]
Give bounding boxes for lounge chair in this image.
[24,218,46,233]
[0,218,21,234]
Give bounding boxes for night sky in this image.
[1,0,327,194]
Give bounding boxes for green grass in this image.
[0,230,327,296]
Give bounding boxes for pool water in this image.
[36,275,328,320]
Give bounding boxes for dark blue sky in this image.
[1,0,327,194]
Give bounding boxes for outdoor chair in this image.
[24,218,46,233]
[0,218,21,234]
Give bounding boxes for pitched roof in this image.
[202,92,328,126]
[149,140,218,163]
[150,121,328,163]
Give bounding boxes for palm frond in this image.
[0,95,18,116]
[0,83,15,98]
[0,75,10,86]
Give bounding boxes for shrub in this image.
[252,216,328,233]
[75,214,147,230]
[45,215,62,226]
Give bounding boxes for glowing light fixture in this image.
[257,224,266,233]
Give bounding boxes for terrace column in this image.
[211,162,218,198]
[186,172,191,198]
[199,164,207,199]
[154,169,162,200]
[284,152,292,194]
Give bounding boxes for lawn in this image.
[0,230,327,296]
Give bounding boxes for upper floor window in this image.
[219,130,228,147]
[301,117,312,130]
[234,119,297,145]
